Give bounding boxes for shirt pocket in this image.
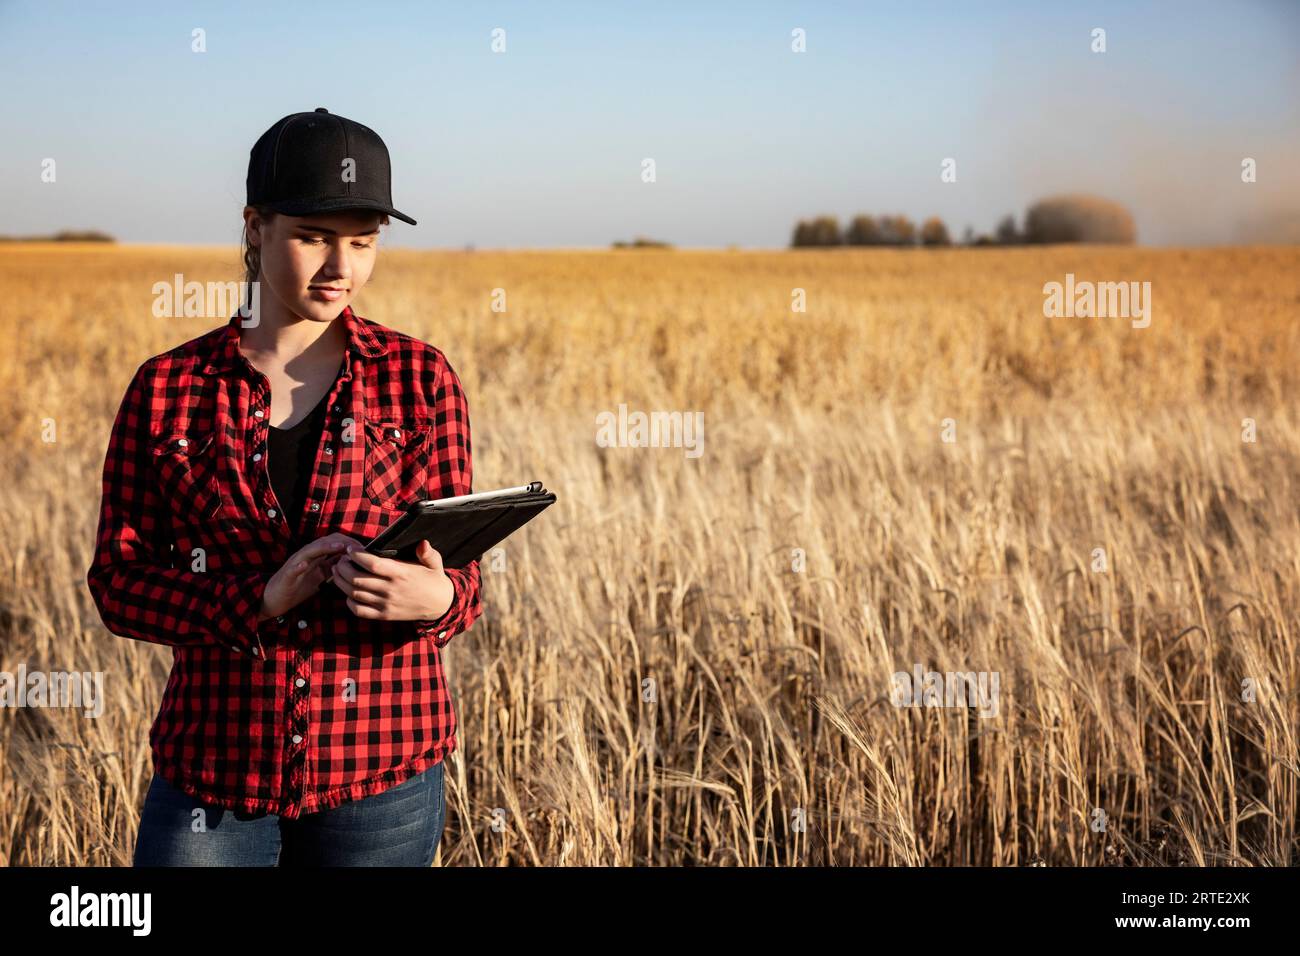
[151,430,223,521]
[363,418,432,510]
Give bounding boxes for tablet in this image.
[363,480,557,566]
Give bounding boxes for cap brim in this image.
[261,196,417,226]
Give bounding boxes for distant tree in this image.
[845,215,883,246]
[995,214,1021,245]
[792,216,843,247]
[920,217,951,247]
[1023,195,1136,244]
[612,236,672,249]
[808,215,842,246]
[961,225,975,245]
[53,230,115,242]
[877,214,916,246]
[0,229,115,242]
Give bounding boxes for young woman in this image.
[86,108,482,866]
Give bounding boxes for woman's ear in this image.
[243,206,264,248]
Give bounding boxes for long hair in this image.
[241,205,275,313]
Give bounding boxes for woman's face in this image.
[245,208,383,322]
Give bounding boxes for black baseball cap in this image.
[246,107,417,225]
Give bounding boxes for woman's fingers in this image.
[294,533,364,564]
[332,554,391,592]
[291,551,336,577]
[330,553,394,617]
[346,585,389,606]
[328,558,389,602]
[286,552,343,599]
[332,556,369,595]
[332,572,389,605]
[346,596,385,618]
[304,538,347,560]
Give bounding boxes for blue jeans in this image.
[132,760,446,866]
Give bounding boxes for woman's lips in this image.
[310,287,346,301]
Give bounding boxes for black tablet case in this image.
[364,486,556,566]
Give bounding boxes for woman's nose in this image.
[323,242,352,278]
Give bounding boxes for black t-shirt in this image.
[267,388,331,537]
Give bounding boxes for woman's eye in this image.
[353,241,375,249]
[300,237,325,246]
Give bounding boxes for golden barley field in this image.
[2,242,1298,866]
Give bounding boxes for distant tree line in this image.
[793,214,949,247]
[612,236,674,249]
[791,195,1135,248]
[0,230,115,242]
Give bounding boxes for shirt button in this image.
[438,630,447,640]
[292,734,302,744]
[254,409,265,419]
[310,502,320,511]
[276,615,286,624]
[297,619,307,629]
[391,428,401,439]
[251,646,260,656]
[324,446,333,455]
[333,405,341,413]
[177,438,189,447]
[267,507,277,518]
[253,452,262,462]
[295,677,306,688]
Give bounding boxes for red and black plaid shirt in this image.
[86,305,482,818]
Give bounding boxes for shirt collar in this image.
[201,304,387,374]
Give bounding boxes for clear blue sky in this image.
[2,0,1297,247]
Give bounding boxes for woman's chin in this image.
[297,295,349,320]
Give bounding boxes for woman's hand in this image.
[258,533,361,621]
[331,539,455,622]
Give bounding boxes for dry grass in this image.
[1,242,1298,865]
